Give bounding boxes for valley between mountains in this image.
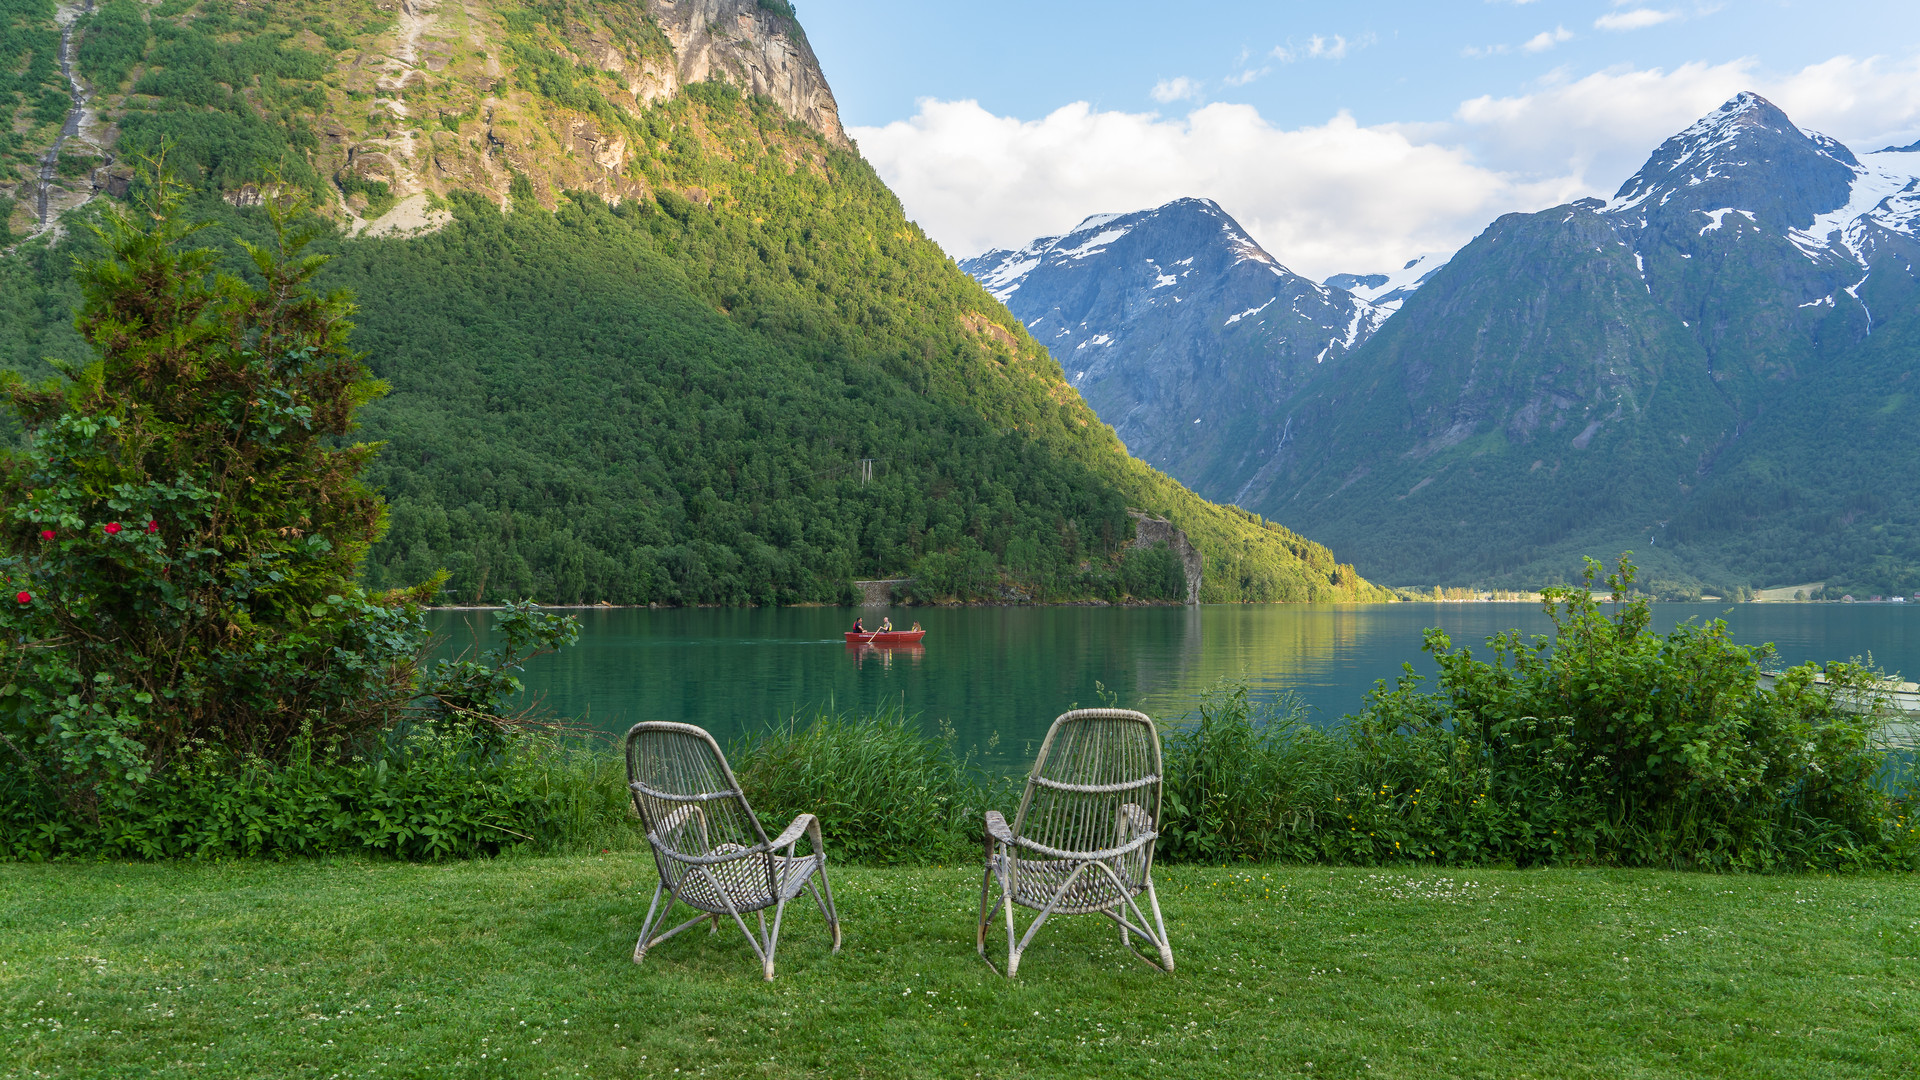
[971,93,1920,598]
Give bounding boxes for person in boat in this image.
[878,616,894,632]
[851,617,865,633]
[910,622,922,633]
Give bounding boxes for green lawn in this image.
[1,858,1914,1079]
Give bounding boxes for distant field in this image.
[3,859,1914,1078]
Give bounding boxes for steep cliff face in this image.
[645,0,846,146]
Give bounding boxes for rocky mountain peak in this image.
[1605,91,1857,229]
[965,197,1300,304]
[961,197,1383,506]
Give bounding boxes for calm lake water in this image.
[428,603,1920,772]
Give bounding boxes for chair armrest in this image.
[769,813,820,852]
[984,810,1014,844]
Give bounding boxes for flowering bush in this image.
[0,176,579,854]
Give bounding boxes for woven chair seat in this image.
[997,853,1143,914]
[671,844,824,915]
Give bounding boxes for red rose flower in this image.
[39,529,55,541]
[14,591,29,604]
[103,522,122,535]
[146,520,159,534]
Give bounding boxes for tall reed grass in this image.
[727,702,1009,865]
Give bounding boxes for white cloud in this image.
[1274,33,1372,63]
[1454,54,1920,184]
[1594,9,1677,31]
[1462,43,1511,60]
[1223,66,1270,87]
[851,99,1578,280]
[851,52,1920,281]
[1150,76,1202,104]
[1524,27,1574,53]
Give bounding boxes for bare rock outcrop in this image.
[1127,512,1203,605]
[644,0,848,147]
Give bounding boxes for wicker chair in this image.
[624,722,842,980]
[977,708,1173,976]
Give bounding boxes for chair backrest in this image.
[1011,708,1162,859]
[625,723,770,888]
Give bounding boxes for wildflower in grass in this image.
[103,522,122,535]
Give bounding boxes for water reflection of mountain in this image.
[429,603,1920,774]
[1132,605,1368,727]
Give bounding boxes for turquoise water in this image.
[428,603,1920,771]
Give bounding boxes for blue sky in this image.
[794,0,1920,277]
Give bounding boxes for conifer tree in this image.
[0,174,423,811]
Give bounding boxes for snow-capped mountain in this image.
[1244,92,1920,593]
[961,198,1384,504]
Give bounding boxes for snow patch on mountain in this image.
[1323,252,1449,314]
[1697,208,1755,234]
[1058,227,1131,260]
[1225,298,1275,326]
[1792,148,1920,266]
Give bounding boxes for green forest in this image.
[0,0,1382,606]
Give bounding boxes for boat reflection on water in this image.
[847,642,926,669]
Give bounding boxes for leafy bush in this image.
[0,181,598,861]
[0,597,594,861]
[728,704,1005,865]
[1159,558,1918,871]
[335,172,395,218]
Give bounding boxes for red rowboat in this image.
[844,630,926,646]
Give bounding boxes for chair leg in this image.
[634,879,667,964]
[696,867,773,976]
[764,899,787,981]
[1000,853,1026,977]
[1009,861,1096,978]
[1144,877,1174,973]
[975,843,997,961]
[807,860,842,952]
[1092,863,1173,974]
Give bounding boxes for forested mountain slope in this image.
[1248,94,1920,597]
[0,0,1383,604]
